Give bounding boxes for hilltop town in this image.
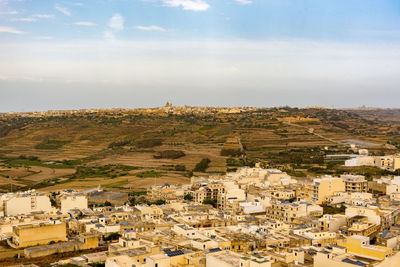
[0,105,400,266]
[1,103,258,118]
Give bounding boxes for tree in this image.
[321,204,346,214]
[153,199,166,205]
[104,201,112,207]
[184,194,193,201]
[154,150,185,159]
[203,198,217,208]
[175,164,186,171]
[194,158,211,172]
[50,198,57,207]
[104,232,121,241]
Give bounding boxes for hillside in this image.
[345,108,400,122]
[0,107,399,193]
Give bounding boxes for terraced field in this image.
[0,107,399,192]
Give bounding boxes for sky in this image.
[1,0,400,112]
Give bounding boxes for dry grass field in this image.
[0,107,399,192]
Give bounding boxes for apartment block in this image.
[312,176,346,204]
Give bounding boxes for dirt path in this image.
[285,121,343,145]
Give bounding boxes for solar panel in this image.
[342,258,366,266]
[164,249,184,257]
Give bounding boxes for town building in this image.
[341,175,368,193]
[59,193,88,213]
[312,176,346,204]
[1,190,52,216]
[9,222,67,248]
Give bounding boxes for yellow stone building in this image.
[10,223,67,248]
[337,235,392,261]
[312,176,345,204]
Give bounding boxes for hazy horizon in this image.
[0,102,397,114]
[1,0,400,112]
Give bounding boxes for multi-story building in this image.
[345,206,382,225]
[346,155,400,172]
[265,189,295,200]
[347,222,381,238]
[135,205,163,221]
[207,183,225,201]
[218,184,246,210]
[386,176,400,200]
[190,182,225,205]
[265,201,307,223]
[295,185,313,202]
[375,156,400,172]
[147,184,185,202]
[293,229,337,246]
[59,194,88,213]
[345,206,399,231]
[341,175,368,193]
[9,222,67,248]
[190,187,211,204]
[2,191,52,216]
[312,176,345,204]
[318,214,346,231]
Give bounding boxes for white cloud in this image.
[136,25,166,32]
[108,13,124,31]
[0,26,25,34]
[33,14,55,19]
[11,17,37,22]
[54,4,71,16]
[36,36,53,40]
[75,21,96,26]
[234,0,252,4]
[11,14,55,22]
[161,0,210,11]
[0,11,18,15]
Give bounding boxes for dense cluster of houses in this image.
[2,166,400,266]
